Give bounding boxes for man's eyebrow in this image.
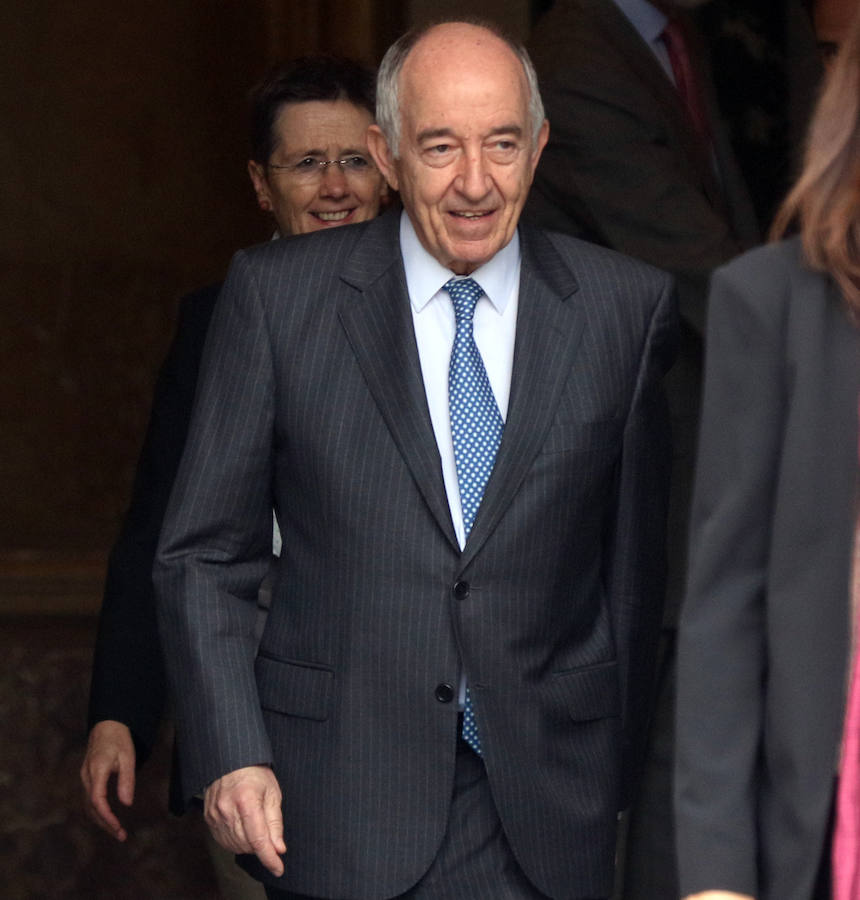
[417,127,456,144]
[487,125,524,138]
[416,124,524,143]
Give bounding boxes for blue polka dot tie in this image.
[445,276,504,756]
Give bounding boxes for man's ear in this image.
[367,125,400,192]
[247,160,273,212]
[529,119,550,178]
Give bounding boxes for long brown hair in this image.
[770,5,860,311]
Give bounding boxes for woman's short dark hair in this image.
[249,55,377,164]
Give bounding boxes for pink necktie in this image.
[832,405,860,899]
[662,18,711,149]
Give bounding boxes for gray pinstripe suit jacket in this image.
[154,209,677,900]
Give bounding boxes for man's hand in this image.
[80,719,136,841]
[684,893,756,900]
[204,765,286,877]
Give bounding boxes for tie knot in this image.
[444,277,484,324]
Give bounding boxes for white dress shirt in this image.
[400,211,520,552]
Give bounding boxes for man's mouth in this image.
[450,210,492,219]
[314,210,353,222]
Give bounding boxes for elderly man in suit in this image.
[155,20,676,900]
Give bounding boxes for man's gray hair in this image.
[375,19,546,158]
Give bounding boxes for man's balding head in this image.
[375,20,545,158]
[367,22,549,275]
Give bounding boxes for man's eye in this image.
[294,157,319,170]
[487,140,520,162]
[430,144,451,155]
[343,155,370,170]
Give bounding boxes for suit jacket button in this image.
[435,683,455,703]
[453,581,470,600]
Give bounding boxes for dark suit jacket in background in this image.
[87,284,218,814]
[526,0,760,619]
[154,209,677,900]
[675,237,860,900]
[526,0,758,333]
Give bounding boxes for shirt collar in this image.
[399,211,520,315]
[610,0,668,45]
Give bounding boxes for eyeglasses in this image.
[266,155,377,182]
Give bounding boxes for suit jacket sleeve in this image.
[674,252,788,896]
[605,268,677,802]
[86,286,218,762]
[526,2,752,336]
[154,252,276,802]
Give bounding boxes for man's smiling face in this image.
[368,23,548,275]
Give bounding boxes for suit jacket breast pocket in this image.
[540,418,620,455]
[255,652,334,721]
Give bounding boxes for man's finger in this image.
[115,755,136,807]
[80,721,136,841]
[241,807,285,877]
[87,771,128,841]
[264,786,287,856]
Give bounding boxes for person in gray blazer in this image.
[675,9,860,899]
[155,20,677,900]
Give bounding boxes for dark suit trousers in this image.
[264,739,565,900]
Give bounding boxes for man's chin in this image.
[443,236,509,275]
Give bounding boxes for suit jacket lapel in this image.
[461,225,584,567]
[337,212,459,550]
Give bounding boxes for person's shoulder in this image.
[529,0,620,69]
[535,225,673,290]
[529,0,599,44]
[708,236,834,330]
[243,213,394,270]
[712,236,821,304]
[716,235,803,280]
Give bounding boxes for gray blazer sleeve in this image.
[674,252,788,896]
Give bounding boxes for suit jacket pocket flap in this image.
[552,661,620,722]
[256,654,334,721]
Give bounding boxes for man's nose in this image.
[457,150,492,200]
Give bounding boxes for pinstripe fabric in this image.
[266,740,551,900]
[154,209,676,900]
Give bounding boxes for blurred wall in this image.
[0,0,404,609]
